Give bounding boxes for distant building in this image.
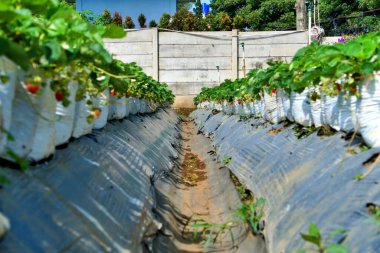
[76,0,177,26]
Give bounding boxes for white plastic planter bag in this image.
[222,101,231,115]
[72,95,94,138]
[240,103,251,116]
[323,94,356,132]
[135,98,141,114]
[108,96,126,120]
[0,57,18,155]
[258,99,265,118]
[93,89,110,130]
[290,90,313,126]
[125,97,131,116]
[215,103,223,111]
[263,92,286,124]
[278,89,293,122]
[357,74,380,148]
[28,83,57,162]
[310,98,323,127]
[128,97,138,115]
[140,99,147,114]
[55,81,79,145]
[233,101,243,115]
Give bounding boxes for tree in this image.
[183,12,196,31]
[149,20,157,28]
[101,9,112,25]
[124,16,135,29]
[233,15,245,30]
[138,13,147,28]
[111,12,123,27]
[170,9,187,30]
[158,13,171,29]
[219,12,232,31]
[193,0,203,19]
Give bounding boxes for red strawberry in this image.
[26,83,39,94]
[237,99,242,105]
[110,89,116,96]
[92,108,101,119]
[55,91,64,101]
[271,89,277,94]
[336,83,342,92]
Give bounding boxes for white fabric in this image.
[55,81,79,144]
[72,95,94,138]
[357,74,380,148]
[0,57,18,155]
[28,82,56,161]
[93,88,110,130]
[290,89,313,126]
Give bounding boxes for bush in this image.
[138,13,146,28]
[170,10,187,30]
[219,12,232,31]
[111,12,123,27]
[233,15,245,30]
[158,13,171,29]
[205,13,219,31]
[183,13,196,31]
[124,16,135,29]
[149,20,157,28]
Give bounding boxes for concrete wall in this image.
[104,29,308,108]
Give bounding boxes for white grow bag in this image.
[357,74,380,148]
[323,94,357,132]
[278,90,293,122]
[128,97,138,115]
[311,98,323,127]
[135,98,141,114]
[140,99,147,114]
[263,91,286,124]
[108,95,126,120]
[55,81,79,145]
[233,100,243,115]
[125,97,131,116]
[290,89,313,126]
[72,95,94,138]
[28,82,57,161]
[0,57,18,155]
[93,89,110,130]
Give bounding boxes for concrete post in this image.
[231,29,239,80]
[296,0,307,30]
[152,28,159,81]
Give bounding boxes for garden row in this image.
[195,32,380,148]
[0,0,174,164]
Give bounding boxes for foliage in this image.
[138,13,147,28]
[297,223,348,253]
[218,12,233,31]
[149,20,157,28]
[158,13,171,29]
[223,156,232,164]
[194,0,203,19]
[170,9,188,31]
[235,197,265,233]
[124,16,135,29]
[101,9,112,25]
[194,32,380,105]
[183,13,196,31]
[232,15,245,30]
[111,12,123,27]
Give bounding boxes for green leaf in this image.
[300,233,320,246]
[308,223,321,238]
[0,36,29,70]
[103,24,126,39]
[326,244,348,253]
[329,228,347,237]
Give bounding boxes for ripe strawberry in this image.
[55,91,64,101]
[271,89,277,95]
[336,83,342,92]
[25,83,39,94]
[92,108,101,119]
[237,99,242,105]
[110,89,116,96]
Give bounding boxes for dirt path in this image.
[153,120,265,253]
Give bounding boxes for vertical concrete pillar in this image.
[152,28,159,81]
[231,29,239,80]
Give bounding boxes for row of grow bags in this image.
[0,57,163,163]
[198,73,380,148]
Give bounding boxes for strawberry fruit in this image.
[55,91,64,101]
[26,83,39,94]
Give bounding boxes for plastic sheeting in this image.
[191,109,380,253]
[0,109,180,253]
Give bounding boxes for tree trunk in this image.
[295,0,306,30]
